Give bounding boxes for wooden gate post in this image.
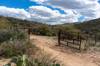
[94,34,97,45]
[79,39,82,50]
[28,28,31,41]
[58,30,61,46]
[77,32,82,50]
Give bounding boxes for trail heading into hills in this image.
[30,35,98,66]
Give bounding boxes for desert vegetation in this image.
[0,16,100,66]
[0,18,61,66]
[0,28,61,66]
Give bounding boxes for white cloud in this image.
[46,0,98,9]
[28,6,79,24]
[1,0,100,24]
[0,6,73,24]
[0,5,80,24]
[47,0,100,20]
[0,6,31,20]
[30,0,47,4]
[31,0,100,22]
[29,6,61,17]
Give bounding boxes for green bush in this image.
[0,30,12,43]
[32,25,55,36]
[10,51,61,66]
[0,39,36,58]
[0,29,27,43]
[0,29,36,58]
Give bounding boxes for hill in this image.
[0,16,54,36]
[0,16,100,36]
[53,18,100,34]
[75,18,100,33]
[0,16,47,29]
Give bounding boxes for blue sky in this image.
[0,0,39,9]
[0,0,65,14]
[0,0,100,24]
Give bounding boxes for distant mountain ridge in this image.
[0,16,47,28]
[75,18,100,33]
[0,16,100,35]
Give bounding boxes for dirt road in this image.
[30,35,98,66]
[0,59,11,66]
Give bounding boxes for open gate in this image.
[57,30,88,51]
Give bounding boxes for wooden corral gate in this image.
[57,30,88,51]
[85,32,99,46]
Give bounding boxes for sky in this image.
[0,0,100,25]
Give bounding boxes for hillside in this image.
[0,16,55,36]
[0,16,47,29]
[0,16,100,66]
[53,18,100,35]
[75,18,100,33]
[0,16,100,36]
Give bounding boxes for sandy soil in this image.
[30,35,100,66]
[0,59,11,66]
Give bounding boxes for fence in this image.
[57,30,100,51]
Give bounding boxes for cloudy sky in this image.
[0,0,100,24]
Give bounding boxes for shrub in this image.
[9,51,61,66]
[32,25,55,36]
[0,29,36,58]
[0,29,27,43]
[32,50,61,66]
[0,30,12,43]
[0,39,36,58]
